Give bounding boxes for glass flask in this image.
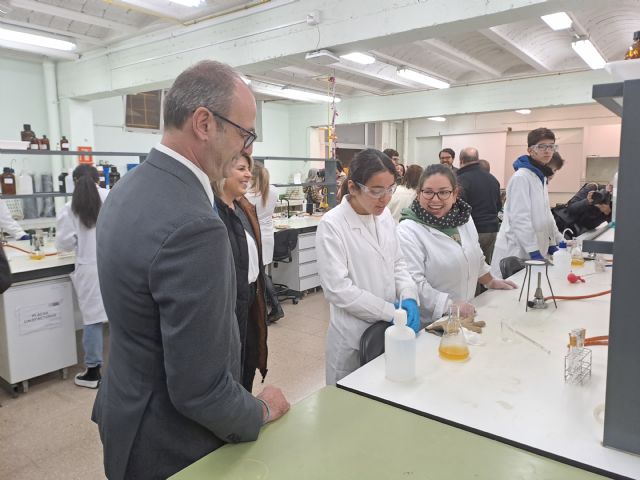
[438,305,470,361]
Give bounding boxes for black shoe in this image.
[267,308,285,324]
[74,366,101,389]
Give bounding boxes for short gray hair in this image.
[459,147,479,165]
[163,60,242,129]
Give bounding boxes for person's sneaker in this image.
[74,366,101,389]
[267,308,285,324]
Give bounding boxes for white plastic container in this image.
[385,308,416,382]
[552,241,571,278]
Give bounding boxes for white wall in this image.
[0,58,54,180]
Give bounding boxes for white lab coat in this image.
[0,200,27,239]
[490,169,563,278]
[387,185,416,223]
[316,196,418,385]
[397,218,490,325]
[245,185,278,265]
[55,187,109,326]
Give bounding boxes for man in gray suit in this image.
[93,60,289,479]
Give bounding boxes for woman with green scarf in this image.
[397,164,516,325]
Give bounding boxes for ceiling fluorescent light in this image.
[541,12,572,30]
[572,39,606,69]
[0,26,75,51]
[515,109,532,115]
[169,0,203,6]
[340,52,375,65]
[252,84,340,103]
[397,68,450,89]
[428,117,446,122]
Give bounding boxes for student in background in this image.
[316,148,419,385]
[388,164,423,223]
[439,148,458,173]
[55,165,109,389]
[0,200,29,240]
[491,128,564,278]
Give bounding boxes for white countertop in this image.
[339,261,639,479]
[4,240,74,275]
[274,214,323,231]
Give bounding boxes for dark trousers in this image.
[242,282,257,393]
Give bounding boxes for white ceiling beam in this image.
[0,18,106,45]
[420,39,502,78]
[480,27,552,72]
[9,0,138,33]
[370,50,456,84]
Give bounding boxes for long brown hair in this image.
[250,162,270,207]
[71,165,101,229]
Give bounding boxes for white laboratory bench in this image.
[272,214,324,293]
[338,261,640,480]
[0,241,77,395]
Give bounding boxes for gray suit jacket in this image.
[93,148,262,480]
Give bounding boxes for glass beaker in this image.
[438,305,470,361]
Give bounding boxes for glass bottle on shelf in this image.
[40,135,50,150]
[625,31,640,60]
[20,124,35,142]
[29,136,40,150]
[60,136,70,151]
[1,167,16,195]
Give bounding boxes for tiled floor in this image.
[0,290,329,479]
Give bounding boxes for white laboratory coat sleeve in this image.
[316,220,396,323]
[503,174,540,254]
[55,202,77,252]
[0,200,27,239]
[397,218,487,324]
[397,225,449,323]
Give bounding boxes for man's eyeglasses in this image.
[420,189,453,200]
[356,182,397,199]
[532,143,558,152]
[205,108,257,150]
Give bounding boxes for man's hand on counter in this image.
[256,385,290,424]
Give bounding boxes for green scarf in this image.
[400,199,472,243]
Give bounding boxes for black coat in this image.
[215,196,268,391]
[457,163,502,233]
[553,183,611,236]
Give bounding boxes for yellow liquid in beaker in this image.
[438,344,470,361]
[571,257,585,267]
[30,253,45,260]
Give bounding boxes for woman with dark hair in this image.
[212,154,268,392]
[397,165,516,325]
[317,148,419,385]
[388,164,423,222]
[55,164,109,388]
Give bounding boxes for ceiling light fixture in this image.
[339,52,375,65]
[427,117,446,122]
[397,68,450,89]
[541,12,572,30]
[0,26,75,51]
[168,0,204,6]
[515,109,532,115]
[572,39,606,69]
[252,83,340,103]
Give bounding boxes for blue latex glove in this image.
[529,250,544,261]
[19,234,31,241]
[400,299,420,333]
[547,245,558,255]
